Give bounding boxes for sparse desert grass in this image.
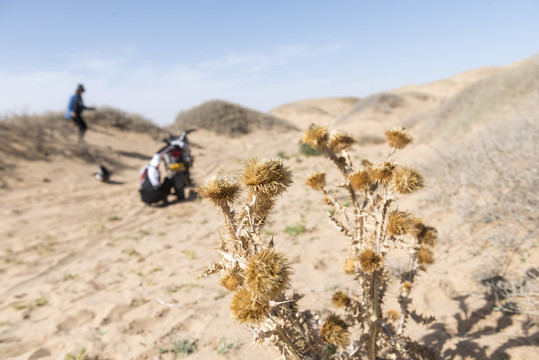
[64,348,87,360]
[157,334,198,356]
[197,125,436,359]
[216,338,242,354]
[284,222,307,236]
[172,100,298,136]
[423,115,538,323]
[299,141,324,156]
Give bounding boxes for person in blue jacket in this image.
[65,84,95,139]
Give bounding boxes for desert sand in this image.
[0,55,537,360]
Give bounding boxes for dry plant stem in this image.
[378,196,393,253]
[368,273,381,360]
[322,189,354,233]
[274,324,302,360]
[387,147,397,160]
[247,194,257,234]
[326,147,352,177]
[234,194,256,239]
[220,203,238,242]
[346,183,363,245]
[397,246,419,335]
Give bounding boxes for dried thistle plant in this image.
[198,125,437,359]
[303,124,437,359]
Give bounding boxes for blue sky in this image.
[1,1,538,125]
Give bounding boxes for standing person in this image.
[138,145,175,206]
[65,84,95,139]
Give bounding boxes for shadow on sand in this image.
[422,275,539,359]
[153,189,199,208]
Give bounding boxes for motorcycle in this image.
[161,129,196,201]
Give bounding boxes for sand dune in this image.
[0,55,537,359]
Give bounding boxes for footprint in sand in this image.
[125,308,171,335]
[28,347,51,360]
[100,304,132,325]
[56,309,95,333]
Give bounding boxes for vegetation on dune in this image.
[197,125,437,359]
[0,107,165,175]
[417,54,539,141]
[172,100,299,136]
[409,55,539,325]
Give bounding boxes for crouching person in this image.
[139,147,174,206]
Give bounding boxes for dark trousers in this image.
[139,177,173,204]
[71,116,88,138]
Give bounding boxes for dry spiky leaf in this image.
[385,127,413,149]
[303,124,329,149]
[196,175,241,207]
[200,260,224,277]
[306,171,326,191]
[320,313,351,347]
[241,157,293,198]
[359,249,383,273]
[244,248,291,300]
[392,166,424,194]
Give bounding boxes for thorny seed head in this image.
[241,157,293,198]
[306,171,326,191]
[385,127,413,149]
[244,248,291,300]
[417,225,438,246]
[220,268,244,292]
[344,257,356,275]
[332,290,351,308]
[196,175,241,208]
[359,249,383,273]
[320,313,351,347]
[387,309,399,322]
[328,132,355,153]
[303,124,329,149]
[417,247,434,265]
[372,161,397,186]
[230,287,270,325]
[392,165,424,194]
[349,168,373,191]
[387,210,422,237]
